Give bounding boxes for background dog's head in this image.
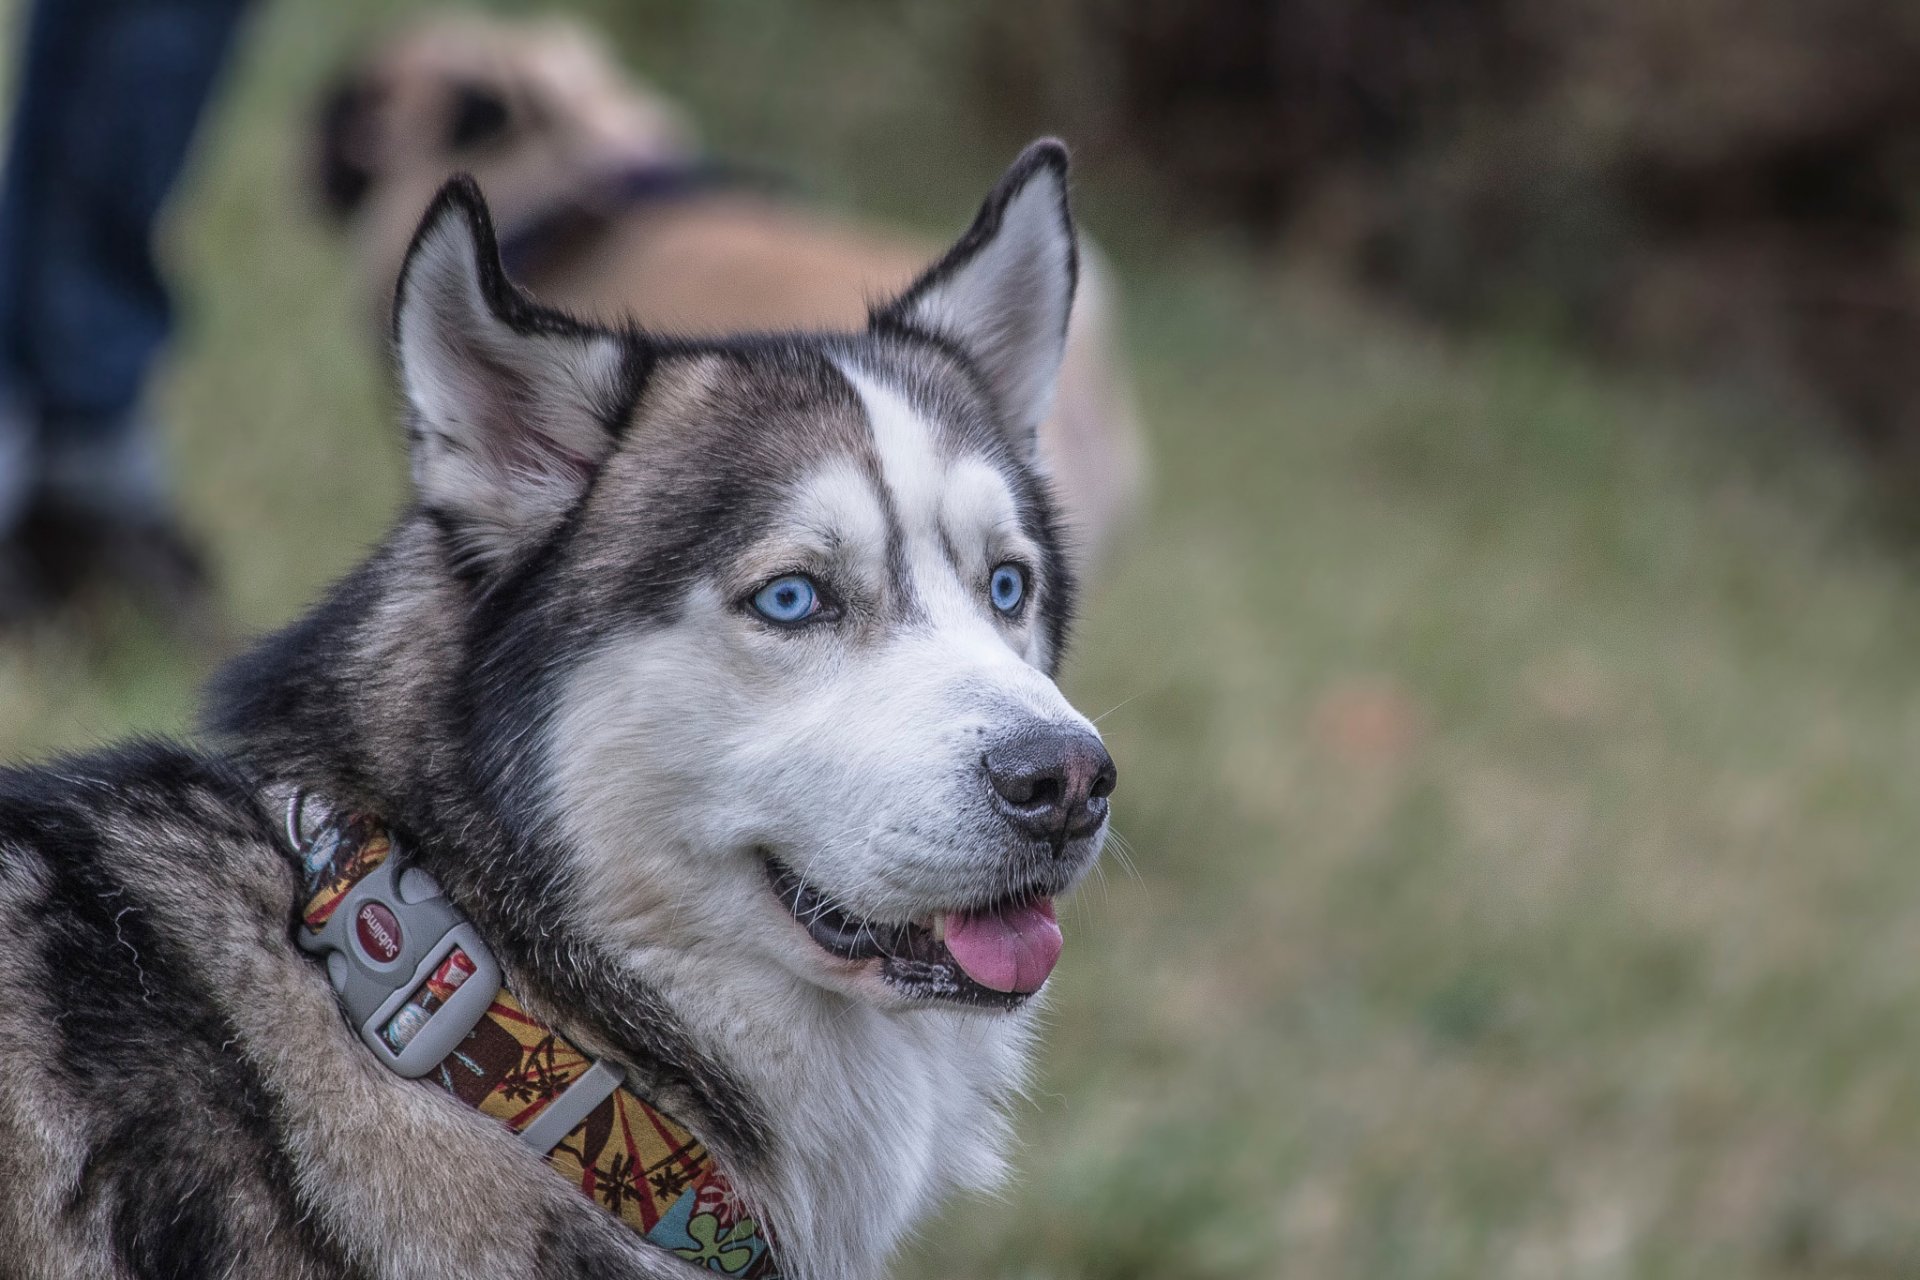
[391,142,1111,1011]
[316,12,691,221]
[315,13,693,303]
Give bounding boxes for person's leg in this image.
[0,0,97,614]
[23,0,249,522]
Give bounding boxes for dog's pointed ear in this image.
[874,139,1078,452]
[393,176,635,575]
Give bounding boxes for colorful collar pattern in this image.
[296,809,780,1277]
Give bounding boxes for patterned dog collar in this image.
[289,796,780,1278]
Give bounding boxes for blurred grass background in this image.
[8,2,1920,1277]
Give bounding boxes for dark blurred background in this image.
[8,2,1920,1277]
[980,1,1920,489]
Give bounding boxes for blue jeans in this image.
[0,0,249,534]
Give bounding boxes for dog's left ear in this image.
[875,139,1078,452]
[393,176,634,576]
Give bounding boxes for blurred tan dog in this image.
[315,12,1144,575]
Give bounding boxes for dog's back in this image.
[0,747,321,1273]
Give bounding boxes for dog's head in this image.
[392,142,1112,1011]
[315,12,692,223]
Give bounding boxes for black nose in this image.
[982,726,1117,846]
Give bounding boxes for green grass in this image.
[8,3,1920,1276]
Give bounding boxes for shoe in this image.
[0,533,50,627]
[18,500,218,635]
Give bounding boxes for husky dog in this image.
[315,12,1144,577]
[0,141,1114,1279]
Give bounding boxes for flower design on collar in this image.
[675,1211,765,1274]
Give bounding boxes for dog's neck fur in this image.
[208,516,1032,1279]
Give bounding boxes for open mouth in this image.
[765,859,1064,1008]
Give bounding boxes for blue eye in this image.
[751,574,821,625]
[989,563,1027,615]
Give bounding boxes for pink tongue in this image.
[942,899,1063,994]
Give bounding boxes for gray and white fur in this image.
[0,140,1114,1279]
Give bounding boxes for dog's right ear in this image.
[393,177,635,577]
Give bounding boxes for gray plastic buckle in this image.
[297,857,502,1079]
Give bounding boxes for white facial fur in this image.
[539,360,1105,1278]
[548,360,1100,990]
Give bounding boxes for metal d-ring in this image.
[284,787,309,854]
